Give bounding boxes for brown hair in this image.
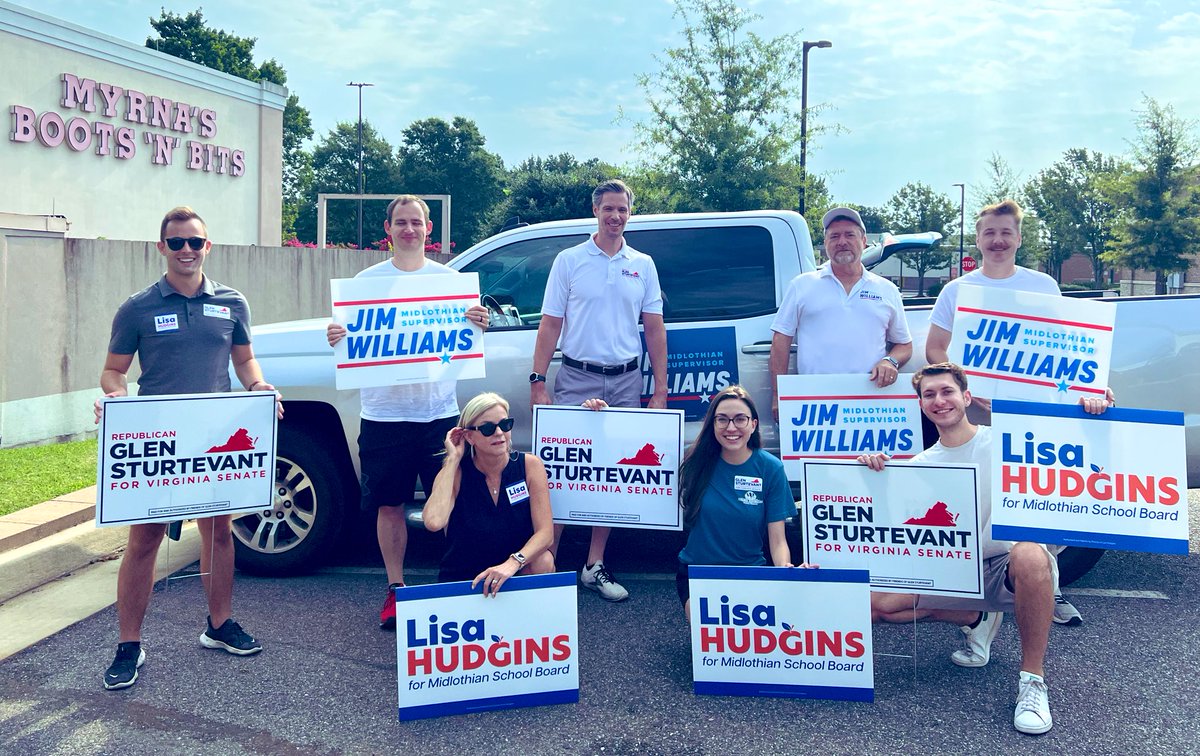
[159,206,207,241]
[385,195,431,226]
[912,362,969,393]
[975,199,1023,232]
[591,179,634,209]
[678,385,761,529]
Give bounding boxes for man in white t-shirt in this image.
[926,198,1111,626]
[859,362,1113,735]
[327,195,489,630]
[529,179,668,602]
[768,206,912,421]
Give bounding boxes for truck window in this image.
[461,234,589,327]
[626,226,776,322]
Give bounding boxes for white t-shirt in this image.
[355,258,460,423]
[541,235,664,365]
[930,267,1061,332]
[913,425,1013,560]
[770,265,911,374]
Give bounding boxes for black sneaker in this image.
[103,641,146,690]
[199,617,263,655]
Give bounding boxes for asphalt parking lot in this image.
[2,498,1199,755]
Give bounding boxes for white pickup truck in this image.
[236,210,1200,582]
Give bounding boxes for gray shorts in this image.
[916,544,1053,613]
[553,363,642,408]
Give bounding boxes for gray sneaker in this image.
[1014,671,1053,734]
[580,561,629,602]
[951,611,1003,667]
[1053,593,1083,626]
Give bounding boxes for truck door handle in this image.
[741,342,795,355]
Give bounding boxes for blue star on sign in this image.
[1056,380,1070,392]
[440,353,452,364]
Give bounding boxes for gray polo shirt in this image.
[108,275,252,396]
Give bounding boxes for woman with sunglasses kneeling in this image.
[677,386,811,621]
[423,392,555,596]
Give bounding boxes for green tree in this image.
[147,9,314,239]
[293,122,399,247]
[884,183,957,294]
[1104,97,1200,294]
[632,0,810,213]
[491,154,619,232]
[396,117,506,249]
[1024,148,1130,285]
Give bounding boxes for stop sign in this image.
[961,256,978,273]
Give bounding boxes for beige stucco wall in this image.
[0,2,284,245]
[0,232,389,447]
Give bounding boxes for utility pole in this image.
[346,82,374,250]
[799,40,832,216]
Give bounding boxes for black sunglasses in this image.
[164,236,207,251]
[464,417,515,436]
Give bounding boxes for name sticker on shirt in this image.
[154,314,179,332]
[733,475,763,492]
[505,480,530,504]
[203,304,232,319]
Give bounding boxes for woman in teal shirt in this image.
[676,385,799,620]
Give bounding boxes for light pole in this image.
[347,82,374,250]
[799,39,832,216]
[952,182,965,278]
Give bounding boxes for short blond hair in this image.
[976,199,1023,232]
[459,392,510,428]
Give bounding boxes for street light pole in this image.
[799,39,832,216]
[347,82,374,250]
[952,183,965,278]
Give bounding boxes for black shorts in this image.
[676,562,691,605]
[358,416,456,509]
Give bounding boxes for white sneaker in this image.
[580,561,629,602]
[1053,593,1083,626]
[950,611,1003,667]
[1014,671,1054,734]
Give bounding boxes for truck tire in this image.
[1056,547,1106,586]
[233,424,349,576]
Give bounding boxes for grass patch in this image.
[0,439,97,517]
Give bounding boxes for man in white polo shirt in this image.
[768,206,913,421]
[530,179,668,602]
[926,198,1108,627]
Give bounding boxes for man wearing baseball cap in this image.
[768,206,913,421]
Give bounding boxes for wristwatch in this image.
[882,356,900,369]
[510,552,527,566]
[529,372,547,384]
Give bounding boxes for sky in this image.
[15,0,1200,211]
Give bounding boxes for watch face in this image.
[529,372,545,383]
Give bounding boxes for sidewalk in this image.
[0,488,200,659]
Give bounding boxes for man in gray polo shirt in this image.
[94,206,281,690]
[530,179,668,601]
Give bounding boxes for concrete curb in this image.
[0,486,96,554]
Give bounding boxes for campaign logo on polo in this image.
[857,290,883,302]
[620,269,641,279]
[405,614,573,686]
[203,304,231,319]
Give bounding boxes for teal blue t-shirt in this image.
[678,449,795,566]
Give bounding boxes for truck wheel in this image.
[233,425,348,576]
[1056,547,1106,586]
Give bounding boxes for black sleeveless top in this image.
[438,452,534,583]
